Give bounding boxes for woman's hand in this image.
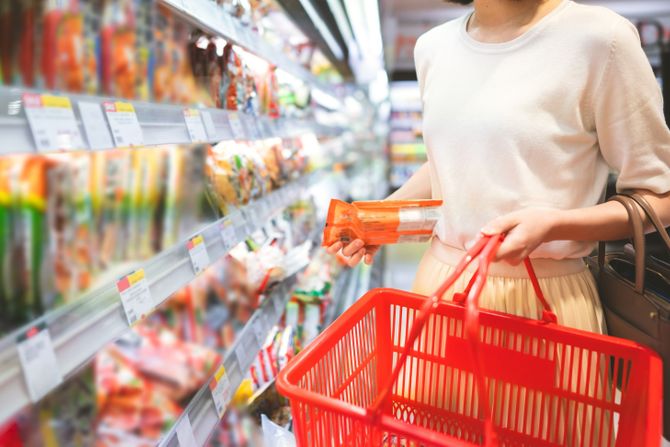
[326,239,380,267]
[481,208,564,264]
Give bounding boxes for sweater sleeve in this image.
[414,33,430,103]
[593,17,670,194]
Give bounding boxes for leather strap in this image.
[626,192,670,252]
[605,195,646,294]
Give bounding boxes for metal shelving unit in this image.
[0,86,342,156]
[0,172,322,424]
[160,0,341,100]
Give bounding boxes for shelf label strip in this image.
[116,269,154,326]
[16,323,63,402]
[187,234,210,275]
[23,93,84,152]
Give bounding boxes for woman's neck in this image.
[468,0,564,43]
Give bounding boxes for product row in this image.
[0,0,328,118]
[0,133,319,332]
[0,195,348,446]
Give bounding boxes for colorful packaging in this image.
[323,199,443,246]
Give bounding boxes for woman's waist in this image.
[430,238,587,278]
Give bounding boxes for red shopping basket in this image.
[276,234,663,446]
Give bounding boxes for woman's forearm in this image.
[387,162,432,200]
[548,190,670,242]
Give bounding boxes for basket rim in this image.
[276,287,663,443]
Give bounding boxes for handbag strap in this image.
[600,195,646,294]
[625,192,670,251]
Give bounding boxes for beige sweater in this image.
[415,0,670,260]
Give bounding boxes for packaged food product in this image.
[323,199,443,247]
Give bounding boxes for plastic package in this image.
[261,414,295,447]
[323,199,443,246]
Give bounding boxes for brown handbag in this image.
[590,193,670,437]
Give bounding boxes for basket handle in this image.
[368,234,556,446]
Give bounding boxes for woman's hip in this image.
[412,239,606,334]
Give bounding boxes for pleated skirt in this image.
[412,239,607,335]
[405,239,612,446]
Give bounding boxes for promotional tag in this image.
[273,293,285,316]
[23,93,84,152]
[219,218,237,251]
[209,365,232,418]
[78,101,114,150]
[200,110,218,140]
[187,235,210,275]
[116,269,153,326]
[103,101,144,147]
[252,315,266,347]
[235,331,258,368]
[183,109,208,142]
[16,323,63,402]
[175,414,198,447]
[227,112,246,140]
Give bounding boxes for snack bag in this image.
[322,199,442,247]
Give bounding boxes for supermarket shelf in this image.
[0,86,343,155]
[160,0,342,102]
[158,227,322,447]
[0,172,321,424]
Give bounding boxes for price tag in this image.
[116,269,153,326]
[183,109,208,142]
[227,112,246,140]
[23,93,84,152]
[243,115,261,140]
[200,110,218,140]
[219,218,237,251]
[16,323,63,402]
[274,294,285,316]
[209,365,232,418]
[175,414,198,447]
[252,316,266,346]
[187,234,210,275]
[78,101,114,150]
[235,332,258,368]
[103,101,144,147]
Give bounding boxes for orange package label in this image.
[323,199,443,247]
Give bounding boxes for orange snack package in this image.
[323,199,442,246]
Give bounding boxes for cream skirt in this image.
[412,239,607,334]
[403,239,612,446]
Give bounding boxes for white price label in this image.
[116,269,154,326]
[78,101,114,150]
[175,414,198,447]
[23,93,84,152]
[274,294,285,316]
[252,317,266,346]
[17,324,63,402]
[235,332,259,368]
[220,219,237,251]
[183,109,208,142]
[103,101,144,147]
[209,365,232,419]
[187,235,210,275]
[228,112,246,140]
[200,110,218,140]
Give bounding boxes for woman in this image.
[328,0,670,441]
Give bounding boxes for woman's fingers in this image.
[347,249,365,267]
[326,241,343,254]
[341,239,365,257]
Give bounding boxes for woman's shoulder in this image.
[560,2,637,52]
[414,18,464,59]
